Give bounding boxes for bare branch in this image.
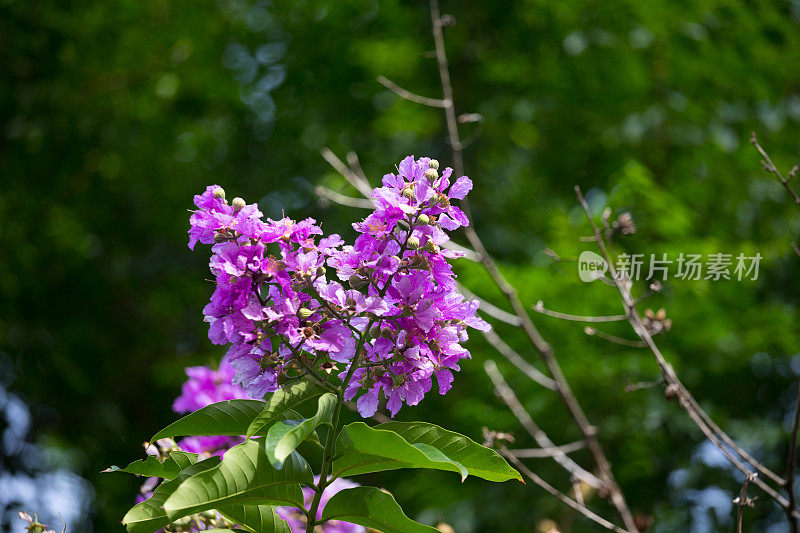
[485,360,601,487]
[574,185,795,518]
[482,331,558,391]
[376,75,448,108]
[500,447,632,533]
[510,440,587,458]
[750,132,800,205]
[315,186,374,209]
[320,147,374,198]
[584,326,648,348]
[733,473,758,533]
[457,282,522,326]
[532,301,627,323]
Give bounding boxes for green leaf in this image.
[152,399,266,441]
[218,505,292,533]
[163,437,313,521]
[104,450,198,479]
[332,421,521,482]
[246,381,326,438]
[122,457,221,533]
[376,421,522,482]
[321,486,438,533]
[265,392,336,466]
[151,399,316,441]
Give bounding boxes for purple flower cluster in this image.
[189,156,489,417]
[276,477,365,533]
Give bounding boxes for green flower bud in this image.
[424,240,439,253]
[316,266,326,277]
[232,197,246,212]
[213,187,226,200]
[402,187,416,201]
[407,236,420,249]
[214,231,228,243]
[424,168,439,181]
[428,159,439,170]
[348,275,369,290]
[380,327,393,338]
[370,326,381,338]
[298,308,314,320]
[416,213,430,225]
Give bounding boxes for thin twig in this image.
[485,360,601,488]
[532,301,627,323]
[733,473,758,533]
[500,447,632,533]
[574,185,796,520]
[320,148,373,198]
[584,327,648,348]
[751,132,800,205]
[315,186,374,209]
[510,440,587,458]
[457,282,522,326]
[376,75,447,108]
[482,330,558,391]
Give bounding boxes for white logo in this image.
[578,251,608,282]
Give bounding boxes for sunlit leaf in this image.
[218,504,292,533]
[104,450,198,479]
[163,437,312,521]
[265,392,336,466]
[332,421,521,482]
[122,457,221,533]
[246,381,326,438]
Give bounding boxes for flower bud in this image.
[380,327,393,338]
[402,187,417,202]
[370,326,381,338]
[428,159,440,170]
[407,236,420,249]
[348,275,369,290]
[316,266,326,277]
[298,308,314,320]
[232,197,246,212]
[416,213,430,225]
[213,187,226,200]
[665,383,679,401]
[424,240,439,253]
[214,231,228,243]
[424,168,439,181]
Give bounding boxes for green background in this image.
[2,0,800,531]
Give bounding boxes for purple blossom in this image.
[188,156,490,416]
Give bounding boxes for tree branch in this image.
[485,360,601,487]
[500,447,632,533]
[377,75,447,108]
[574,185,797,521]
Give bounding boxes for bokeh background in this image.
[2,1,800,531]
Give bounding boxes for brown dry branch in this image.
[500,446,631,533]
[574,185,800,529]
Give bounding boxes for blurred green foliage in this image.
[2,0,800,531]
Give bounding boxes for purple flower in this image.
[187,156,490,418]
